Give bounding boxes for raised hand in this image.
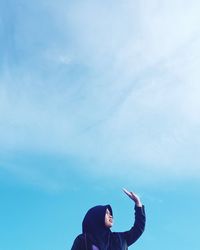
[123,188,142,207]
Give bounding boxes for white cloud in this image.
[1,0,200,188]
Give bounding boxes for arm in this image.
[121,189,146,246]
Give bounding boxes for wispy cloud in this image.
[1,0,200,188]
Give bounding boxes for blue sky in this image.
[0,0,200,249]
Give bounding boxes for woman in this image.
[71,189,146,250]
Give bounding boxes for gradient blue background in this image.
[0,1,200,249]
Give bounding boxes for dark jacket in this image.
[71,205,146,250]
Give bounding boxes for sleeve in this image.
[71,235,85,250]
[120,205,146,246]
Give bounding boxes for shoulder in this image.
[76,234,85,239]
[74,234,85,242]
[71,234,85,250]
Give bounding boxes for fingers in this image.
[123,188,142,206]
[123,188,135,199]
[123,188,135,196]
[122,188,131,196]
[130,191,137,198]
[123,188,139,200]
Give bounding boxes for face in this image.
[104,208,113,228]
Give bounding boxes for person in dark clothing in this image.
[71,189,146,250]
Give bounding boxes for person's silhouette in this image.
[71,189,146,250]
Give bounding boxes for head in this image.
[82,205,113,234]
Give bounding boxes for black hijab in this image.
[82,205,113,250]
